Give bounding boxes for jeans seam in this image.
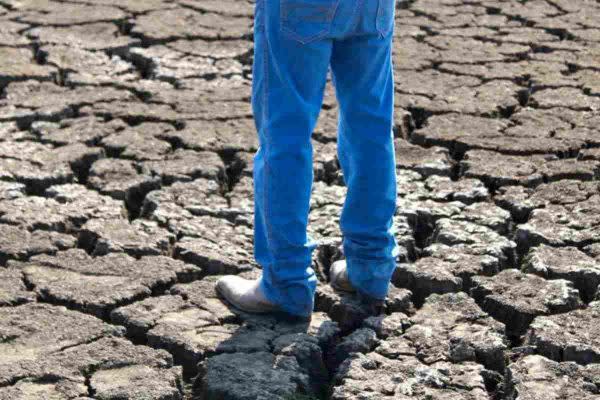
[281,26,328,44]
[262,23,274,260]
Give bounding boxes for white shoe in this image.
[329,259,356,293]
[216,276,279,314]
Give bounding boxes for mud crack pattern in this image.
[1,0,600,399]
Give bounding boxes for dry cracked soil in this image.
[1,0,600,399]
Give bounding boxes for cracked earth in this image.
[0,0,599,399]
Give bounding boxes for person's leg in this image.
[250,0,336,317]
[329,0,399,301]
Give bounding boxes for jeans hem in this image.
[345,256,397,300]
[259,275,314,318]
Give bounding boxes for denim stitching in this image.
[328,0,340,22]
[262,17,274,266]
[281,26,328,44]
[280,0,341,44]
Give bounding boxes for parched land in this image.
[1,0,600,399]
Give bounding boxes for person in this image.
[217,0,399,320]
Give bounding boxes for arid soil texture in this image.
[1,0,600,399]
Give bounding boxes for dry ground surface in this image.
[1,0,600,399]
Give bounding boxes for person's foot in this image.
[216,276,279,314]
[330,259,386,315]
[329,259,356,293]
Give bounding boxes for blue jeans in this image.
[252,0,399,317]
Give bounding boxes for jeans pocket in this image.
[280,0,340,44]
[376,0,395,37]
